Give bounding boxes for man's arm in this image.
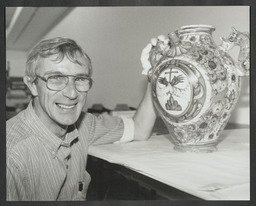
[133,83,157,141]
[132,35,170,141]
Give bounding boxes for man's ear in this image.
[23,76,38,97]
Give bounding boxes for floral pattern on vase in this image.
[146,25,249,152]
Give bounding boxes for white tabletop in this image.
[88,128,250,200]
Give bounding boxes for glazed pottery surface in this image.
[146,25,249,152]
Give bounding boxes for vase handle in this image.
[219,27,250,76]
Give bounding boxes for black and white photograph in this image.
[3,1,253,204]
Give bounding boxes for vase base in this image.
[174,144,217,153]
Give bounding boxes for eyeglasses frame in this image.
[35,74,93,92]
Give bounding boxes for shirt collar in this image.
[24,101,79,156]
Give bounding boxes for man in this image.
[6,37,157,201]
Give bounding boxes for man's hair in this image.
[25,37,92,82]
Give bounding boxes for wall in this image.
[6,50,27,77]
[7,6,250,125]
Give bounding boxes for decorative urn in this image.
[143,25,249,152]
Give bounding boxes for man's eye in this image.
[76,77,87,82]
[50,75,65,80]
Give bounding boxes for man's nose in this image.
[62,80,79,99]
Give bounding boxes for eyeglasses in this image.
[36,74,93,92]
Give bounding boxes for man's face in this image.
[33,54,90,129]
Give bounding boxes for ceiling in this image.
[6,7,74,51]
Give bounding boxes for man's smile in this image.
[56,103,77,109]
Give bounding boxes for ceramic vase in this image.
[147,25,249,152]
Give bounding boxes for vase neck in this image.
[175,25,216,46]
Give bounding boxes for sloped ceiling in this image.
[6,7,74,51]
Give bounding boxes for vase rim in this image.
[177,24,216,34]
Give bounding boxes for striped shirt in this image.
[6,101,132,201]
